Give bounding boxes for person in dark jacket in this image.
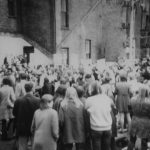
[41,77,55,96]
[13,82,40,150]
[53,85,67,112]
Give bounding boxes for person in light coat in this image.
[0,77,16,140]
[31,94,59,150]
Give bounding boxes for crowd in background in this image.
[0,55,150,150]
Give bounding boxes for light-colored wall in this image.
[55,0,127,66]
[56,0,103,66]
[0,34,51,66]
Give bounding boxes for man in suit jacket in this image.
[13,82,40,150]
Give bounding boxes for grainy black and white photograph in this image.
[0,0,150,150]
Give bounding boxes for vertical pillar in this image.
[129,0,136,61]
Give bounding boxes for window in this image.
[61,48,69,65]
[85,39,91,59]
[61,0,69,28]
[8,0,16,17]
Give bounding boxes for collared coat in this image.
[31,108,59,150]
[59,101,86,144]
[0,85,15,120]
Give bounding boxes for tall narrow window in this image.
[8,0,16,17]
[61,48,69,65]
[85,39,91,59]
[61,0,69,28]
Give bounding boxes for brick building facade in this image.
[0,0,149,66]
[55,0,128,66]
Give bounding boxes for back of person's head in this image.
[2,77,11,86]
[24,82,33,93]
[75,86,85,98]
[7,67,13,74]
[60,77,66,84]
[60,77,70,87]
[103,77,111,84]
[85,74,91,80]
[20,73,27,80]
[40,94,53,110]
[65,87,78,100]
[89,81,102,96]
[79,72,84,78]
[55,85,67,97]
[120,76,127,82]
[62,87,82,108]
[44,77,49,85]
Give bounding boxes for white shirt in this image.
[85,94,113,131]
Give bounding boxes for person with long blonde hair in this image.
[59,87,86,150]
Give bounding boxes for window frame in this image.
[85,39,91,59]
[61,0,69,29]
[7,0,17,18]
[61,47,69,65]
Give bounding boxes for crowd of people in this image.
[0,55,150,150]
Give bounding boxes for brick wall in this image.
[21,0,55,54]
[0,0,18,33]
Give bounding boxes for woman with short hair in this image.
[31,94,59,150]
[115,74,131,133]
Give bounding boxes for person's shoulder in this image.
[35,108,41,114]
[34,96,40,101]
[48,108,57,116]
[33,96,40,104]
[99,93,111,100]
[16,95,24,101]
[86,95,97,104]
[29,94,40,101]
[86,96,92,102]
[14,97,23,105]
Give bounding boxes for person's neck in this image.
[26,91,33,95]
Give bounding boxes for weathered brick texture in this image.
[21,0,55,54]
[0,0,18,33]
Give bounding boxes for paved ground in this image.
[0,121,132,150]
[0,133,127,150]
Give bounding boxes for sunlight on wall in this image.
[0,35,51,66]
